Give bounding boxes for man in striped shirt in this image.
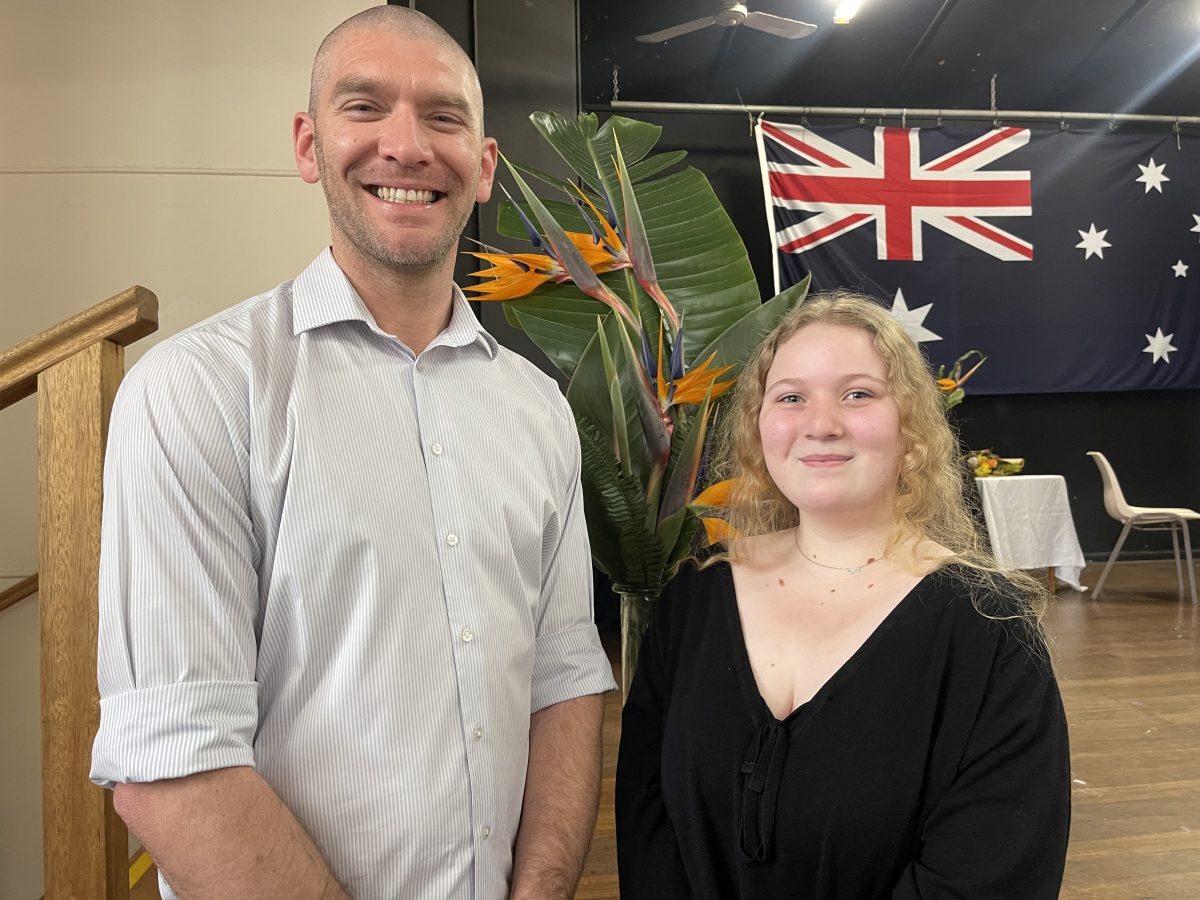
[91,7,616,899]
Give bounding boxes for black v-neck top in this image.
[616,561,1070,899]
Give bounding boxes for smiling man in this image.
[89,7,615,900]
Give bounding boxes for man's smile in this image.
[370,186,441,204]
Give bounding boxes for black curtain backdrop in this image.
[418,0,1200,570]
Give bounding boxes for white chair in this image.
[1087,451,1199,603]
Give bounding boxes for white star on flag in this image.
[1143,328,1178,364]
[1192,214,1200,243]
[1135,158,1169,193]
[888,288,941,344]
[1075,223,1111,260]
[1173,260,1189,278]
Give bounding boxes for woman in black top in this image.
[616,292,1070,899]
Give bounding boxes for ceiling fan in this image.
[636,2,818,43]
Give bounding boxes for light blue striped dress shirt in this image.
[90,248,616,900]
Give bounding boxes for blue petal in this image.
[499,183,544,251]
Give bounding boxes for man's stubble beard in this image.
[313,133,477,277]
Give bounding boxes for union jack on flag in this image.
[758,120,1033,263]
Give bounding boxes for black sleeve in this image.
[615,585,692,899]
[891,626,1071,900]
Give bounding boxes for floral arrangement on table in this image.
[936,350,986,411]
[464,112,811,691]
[965,449,1026,477]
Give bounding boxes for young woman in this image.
[616,292,1070,899]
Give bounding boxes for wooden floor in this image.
[130,560,1199,899]
[576,559,1200,900]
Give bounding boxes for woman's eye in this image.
[845,389,872,401]
[779,393,801,404]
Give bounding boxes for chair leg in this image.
[1093,521,1133,599]
[1182,520,1197,605]
[1172,525,1184,597]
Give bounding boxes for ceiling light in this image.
[834,1,864,25]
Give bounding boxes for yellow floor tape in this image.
[129,849,153,890]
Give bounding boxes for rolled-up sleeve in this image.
[91,341,260,788]
[529,397,616,713]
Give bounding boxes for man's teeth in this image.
[375,187,436,203]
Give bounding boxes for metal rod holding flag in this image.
[611,100,1200,128]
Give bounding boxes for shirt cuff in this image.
[530,623,617,713]
[90,680,258,788]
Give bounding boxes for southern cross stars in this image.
[1135,158,1169,193]
[1192,214,1200,243]
[1076,223,1111,260]
[1143,328,1177,365]
[888,287,942,344]
[1173,260,1189,278]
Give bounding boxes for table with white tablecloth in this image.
[974,474,1087,591]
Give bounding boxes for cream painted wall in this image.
[0,2,365,896]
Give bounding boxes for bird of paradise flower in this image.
[464,137,739,549]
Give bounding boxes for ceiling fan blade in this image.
[636,16,718,43]
[743,12,817,39]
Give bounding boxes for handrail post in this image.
[38,339,130,900]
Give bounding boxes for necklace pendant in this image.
[846,565,863,575]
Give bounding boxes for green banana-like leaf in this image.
[530,111,664,200]
[689,274,813,381]
[495,197,588,238]
[628,149,688,184]
[508,159,576,194]
[506,296,608,376]
[655,507,688,573]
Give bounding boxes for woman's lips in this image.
[801,454,851,467]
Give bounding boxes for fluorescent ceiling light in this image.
[834,1,864,25]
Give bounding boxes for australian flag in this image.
[755,119,1200,393]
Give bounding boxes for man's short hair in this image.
[307,5,483,131]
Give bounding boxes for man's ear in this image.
[475,136,499,204]
[293,113,320,184]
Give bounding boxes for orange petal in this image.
[572,184,625,254]
[701,516,738,545]
[463,270,553,300]
[692,478,737,508]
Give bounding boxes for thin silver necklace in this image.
[793,528,881,575]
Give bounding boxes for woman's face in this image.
[758,322,903,525]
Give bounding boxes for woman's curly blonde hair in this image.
[712,290,1047,634]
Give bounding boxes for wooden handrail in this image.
[2,286,158,900]
[0,573,38,613]
[0,286,158,411]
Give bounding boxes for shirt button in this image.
[481,825,491,840]
[431,442,444,456]
[461,629,475,643]
[472,726,484,741]
[415,361,424,372]
[446,533,459,547]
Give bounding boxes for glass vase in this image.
[617,588,659,701]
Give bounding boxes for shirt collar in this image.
[291,247,498,359]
